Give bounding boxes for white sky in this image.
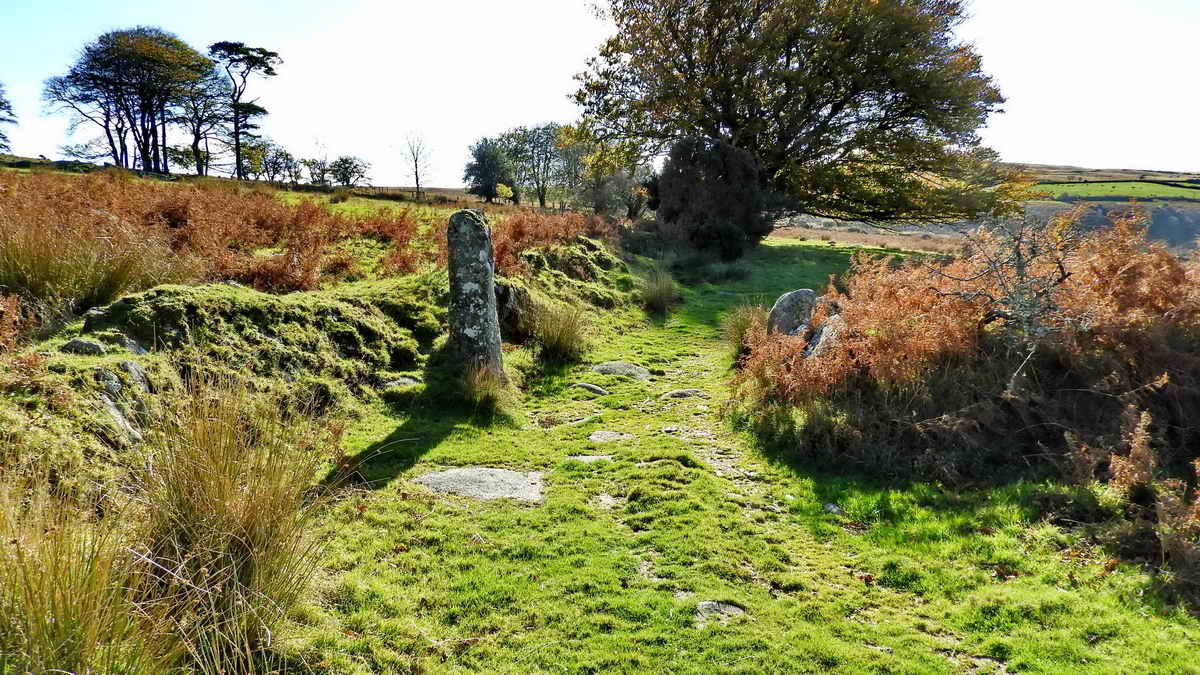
[2,0,1197,186]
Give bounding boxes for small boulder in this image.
[571,383,610,396]
[589,430,632,443]
[767,289,817,336]
[661,388,707,399]
[592,361,651,381]
[61,338,105,356]
[119,361,150,394]
[119,336,149,355]
[804,314,845,358]
[413,467,544,503]
[94,368,122,396]
[99,395,142,445]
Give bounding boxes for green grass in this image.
[1036,180,1200,202]
[287,238,1200,673]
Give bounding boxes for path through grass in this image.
[300,239,1198,673]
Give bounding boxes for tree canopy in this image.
[463,138,515,203]
[575,0,1024,223]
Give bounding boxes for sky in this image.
[1,0,1196,186]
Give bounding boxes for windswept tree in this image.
[329,155,370,186]
[575,0,1022,224]
[500,123,562,209]
[403,132,431,199]
[208,41,280,179]
[174,67,228,175]
[463,137,514,203]
[44,27,212,172]
[0,82,16,153]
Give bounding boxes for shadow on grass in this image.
[321,350,522,492]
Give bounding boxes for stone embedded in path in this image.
[412,467,544,503]
[660,388,708,399]
[694,601,746,627]
[589,430,632,443]
[767,288,817,336]
[594,493,624,510]
[591,361,651,381]
[571,383,610,396]
[566,454,613,464]
[383,377,420,389]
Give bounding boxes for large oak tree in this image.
[575,0,1022,223]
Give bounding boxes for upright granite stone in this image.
[446,210,505,381]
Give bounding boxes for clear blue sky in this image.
[2,0,1196,185]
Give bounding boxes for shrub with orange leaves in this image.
[491,212,617,276]
[734,208,1200,481]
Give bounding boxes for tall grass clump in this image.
[461,364,514,414]
[720,303,767,360]
[527,300,590,363]
[135,378,337,672]
[640,262,677,313]
[0,477,173,675]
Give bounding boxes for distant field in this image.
[1009,162,1200,183]
[1034,180,1200,201]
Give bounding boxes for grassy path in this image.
[301,239,1199,673]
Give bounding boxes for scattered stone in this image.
[383,377,420,389]
[566,414,602,427]
[589,430,632,443]
[823,503,844,515]
[119,361,150,393]
[413,467,544,503]
[94,368,122,396]
[566,454,613,464]
[121,337,149,355]
[767,289,817,335]
[649,368,667,376]
[99,395,142,445]
[446,210,505,381]
[571,383,609,396]
[660,388,708,399]
[591,361,651,381]
[594,493,623,510]
[661,426,680,434]
[494,278,532,341]
[61,338,105,356]
[694,601,746,626]
[804,314,845,358]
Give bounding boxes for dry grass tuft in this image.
[640,262,677,313]
[527,301,590,363]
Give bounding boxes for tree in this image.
[207,41,280,180]
[0,82,15,153]
[499,123,562,208]
[403,132,432,199]
[463,138,514,203]
[44,27,212,172]
[658,137,770,259]
[174,67,228,175]
[301,155,330,186]
[575,0,1022,224]
[261,141,295,183]
[329,155,370,186]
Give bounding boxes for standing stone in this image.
[446,210,505,381]
[767,289,818,336]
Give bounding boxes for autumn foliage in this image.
[734,211,1200,480]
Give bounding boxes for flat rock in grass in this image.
[383,377,420,389]
[661,388,708,399]
[571,382,609,396]
[591,361,651,381]
[694,601,746,627]
[412,467,544,503]
[61,338,105,356]
[589,430,632,443]
[566,454,613,464]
